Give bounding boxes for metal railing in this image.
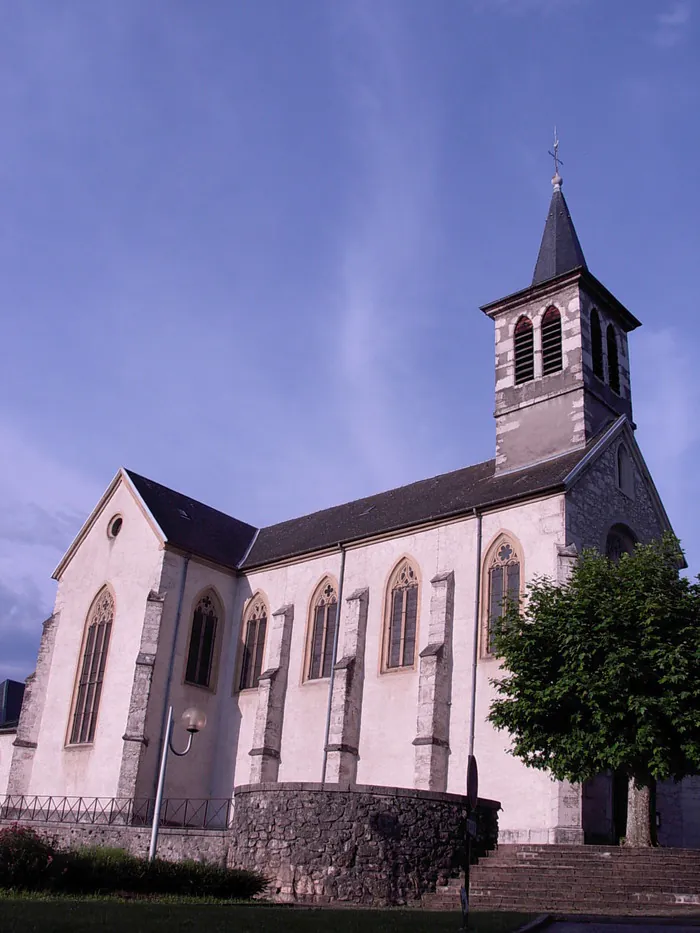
[0,795,233,830]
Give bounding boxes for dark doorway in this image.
[582,771,628,844]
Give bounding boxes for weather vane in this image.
[548,127,563,185]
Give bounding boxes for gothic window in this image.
[238,594,268,691]
[307,579,338,680]
[607,324,620,394]
[384,558,419,670]
[69,587,114,745]
[514,316,534,384]
[485,539,521,656]
[590,309,604,380]
[185,591,220,688]
[617,444,634,498]
[605,524,637,563]
[541,306,563,375]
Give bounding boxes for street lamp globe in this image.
[181,707,207,734]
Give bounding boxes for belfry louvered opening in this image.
[541,306,563,375]
[514,316,534,384]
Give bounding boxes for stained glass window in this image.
[385,560,419,669]
[185,593,219,688]
[69,588,114,744]
[307,581,338,680]
[486,541,520,654]
[239,596,267,690]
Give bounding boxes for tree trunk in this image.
[623,776,654,847]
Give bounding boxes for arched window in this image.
[617,444,634,498]
[69,587,114,745]
[541,306,563,375]
[185,591,220,688]
[485,538,521,655]
[590,309,604,380]
[384,558,419,670]
[607,324,620,394]
[307,578,338,680]
[514,316,534,384]
[606,524,637,563]
[239,594,268,691]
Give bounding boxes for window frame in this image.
[481,534,524,659]
[65,585,115,748]
[183,589,223,691]
[236,592,269,693]
[303,576,339,683]
[380,557,421,674]
[616,443,635,499]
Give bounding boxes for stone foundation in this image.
[2,783,499,906]
[231,782,496,905]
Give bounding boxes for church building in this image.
[2,169,696,850]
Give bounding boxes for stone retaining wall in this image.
[2,782,499,906]
[231,782,494,906]
[0,819,230,865]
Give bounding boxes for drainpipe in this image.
[321,543,346,783]
[153,553,190,797]
[467,510,482,763]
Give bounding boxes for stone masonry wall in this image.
[566,432,665,553]
[0,819,230,865]
[230,782,480,906]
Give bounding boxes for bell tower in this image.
[481,163,641,475]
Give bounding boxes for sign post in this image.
[461,755,479,931]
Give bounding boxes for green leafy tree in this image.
[488,533,700,847]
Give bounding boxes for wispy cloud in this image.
[0,417,101,680]
[328,0,442,489]
[653,0,692,48]
[633,328,700,575]
[468,0,584,15]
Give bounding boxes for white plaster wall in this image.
[26,479,165,797]
[222,491,568,843]
[465,495,566,841]
[0,732,14,796]
[226,552,344,787]
[151,551,239,802]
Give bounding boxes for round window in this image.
[108,515,123,539]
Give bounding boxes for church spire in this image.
[531,137,587,286]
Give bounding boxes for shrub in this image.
[0,831,267,900]
[0,824,57,890]
[58,846,267,899]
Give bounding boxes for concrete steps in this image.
[421,844,700,915]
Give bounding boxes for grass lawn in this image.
[0,897,534,933]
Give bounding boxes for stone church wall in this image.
[21,479,166,799]
[565,435,664,552]
[0,730,14,796]
[224,492,569,846]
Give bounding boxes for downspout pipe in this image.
[154,553,190,796]
[321,543,346,783]
[467,510,482,762]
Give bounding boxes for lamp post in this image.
[148,705,206,861]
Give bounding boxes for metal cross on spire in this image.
[548,127,563,187]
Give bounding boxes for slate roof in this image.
[125,470,257,571]
[241,445,590,569]
[126,440,598,573]
[532,185,587,286]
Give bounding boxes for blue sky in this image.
[1,0,698,682]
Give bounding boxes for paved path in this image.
[548,922,700,933]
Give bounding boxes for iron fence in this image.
[0,795,233,830]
